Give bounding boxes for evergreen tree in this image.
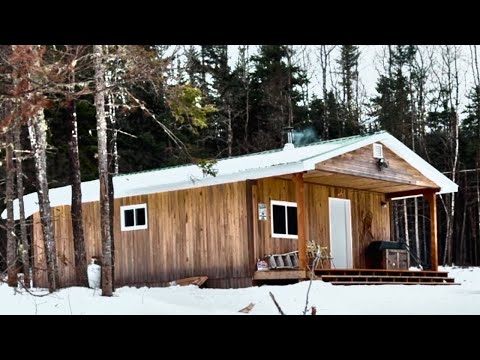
[370,45,416,144]
[463,85,480,168]
[337,45,361,136]
[249,45,308,151]
[310,91,343,140]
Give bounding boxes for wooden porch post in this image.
[245,180,255,275]
[424,191,438,271]
[294,173,307,270]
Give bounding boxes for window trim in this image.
[120,203,148,231]
[270,200,298,239]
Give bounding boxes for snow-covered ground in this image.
[1,266,479,315]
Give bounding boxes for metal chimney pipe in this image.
[283,126,295,150]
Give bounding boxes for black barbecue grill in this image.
[366,240,406,269]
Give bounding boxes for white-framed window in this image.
[120,203,148,231]
[271,200,298,239]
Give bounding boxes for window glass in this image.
[124,209,135,227]
[287,206,298,235]
[272,204,286,234]
[136,208,146,226]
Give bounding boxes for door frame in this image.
[328,197,353,268]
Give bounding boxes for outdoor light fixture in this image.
[377,157,389,170]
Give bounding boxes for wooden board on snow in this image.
[168,276,208,287]
[238,303,255,313]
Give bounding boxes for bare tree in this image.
[94,45,113,297]
[317,46,336,139]
[297,45,313,122]
[469,45,480,265]
[4,127,18,287]
[6,45,61,292]
[14,119,30,288]
[66,45,88,287]
[29,111,59,292]
[439,46,461,265]
[236,45,251,148]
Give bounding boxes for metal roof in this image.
[2,131,458,220]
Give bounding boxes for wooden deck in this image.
[253,269,307,280]
[253,268,459,285]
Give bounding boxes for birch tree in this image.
[430,45,462,265]
[7,45,59,291]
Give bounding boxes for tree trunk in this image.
[285,46,294,128]
[414,197,420,260]
[320,45,329,139]
[470,207,478,265]
[14,121,30,288]
[355,61,359,121]
[459,188,467,265]
[28,112,59,292]
[105,48,118,291]
[5,129,18,287]
[477,164,480,264]
[446,48,460,265]
[442,197,450,265]
[227,107,232,157]
[245,89,249,147]
[394,201,400,243]
[67,96,88,287]
[107,94,116,291]
[444,194,456,265]
[107,81,119,175]
[107,147,115,291]
[447,112,460,264]
[94,45,113,297]
[403,199,410,247]
[422,201,427,264]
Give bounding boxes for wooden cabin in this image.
[2,131,458,288]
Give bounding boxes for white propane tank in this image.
[87,258,101,289]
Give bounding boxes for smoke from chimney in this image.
[293,126,319,146]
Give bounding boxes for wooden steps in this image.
[314,269,458,285]
[253,268,459,285]
[331,281,459,286]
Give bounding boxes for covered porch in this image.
[250,143,447,284]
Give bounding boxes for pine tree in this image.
[249,45,307,151]
[337,45,361,136]
[371,45,416,144]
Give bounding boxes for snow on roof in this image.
[1,131,458,220]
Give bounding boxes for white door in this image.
[329,198,353,268]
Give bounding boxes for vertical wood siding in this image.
[32,178,391,288]
[253,178,390,268]
[32,182,250,288]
